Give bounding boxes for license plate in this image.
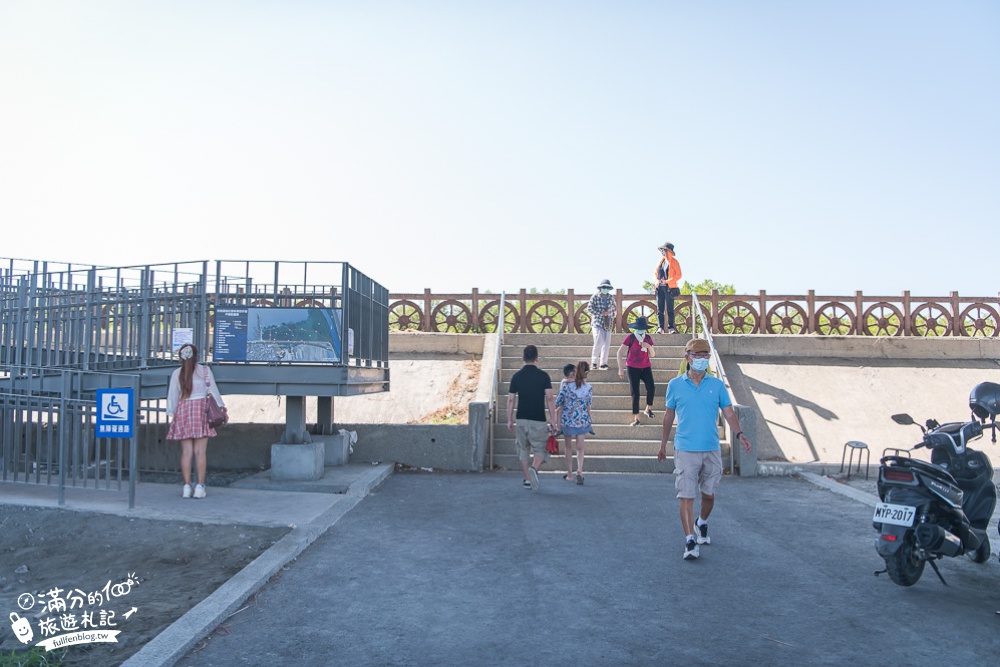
[873,502,916,527]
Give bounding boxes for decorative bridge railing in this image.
[388,289,1000,337]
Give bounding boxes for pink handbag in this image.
[203,367,228,428]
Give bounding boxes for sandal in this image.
[576,474,584,485]
[562,474,575,482]
[630,418,641,427]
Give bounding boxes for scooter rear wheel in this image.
[968,535,991,564]
[885,532,925,586]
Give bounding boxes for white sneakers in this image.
[683,537,700,560]
[696,520,711,545]
[182,483,207,499]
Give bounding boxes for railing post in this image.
[710,289,720,335]
[902,291,912,336]
[758,290,767,335]
[566,289,576,333]
[471,288,480,331]
[854,291,864,335]
[518,289,527,333]
[423,288,432,332]
[615,289,624,332]
[806,290,816,334]
[950,291,961,336]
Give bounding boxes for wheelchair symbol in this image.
[103,394,128,420]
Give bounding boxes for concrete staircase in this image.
[490,333,729,473]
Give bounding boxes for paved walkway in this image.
[6,468,998,665]
[160,472,998,666]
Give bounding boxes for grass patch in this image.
[0,648,67,667]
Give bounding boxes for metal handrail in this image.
[488,291,506,470]
[691,291,735,474]
[691,291,729,389]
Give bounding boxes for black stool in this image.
[841,440,870,480]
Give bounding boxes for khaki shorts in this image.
[515,419,549,462]
[674,449,723,499]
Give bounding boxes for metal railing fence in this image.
[1,366,140,507]
[2,260,390,370]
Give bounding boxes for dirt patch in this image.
[0,503,289,666]
[412,359,480,424]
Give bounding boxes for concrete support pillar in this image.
[468,401,488,472]
[317,396,334,435]
[733,405,757,477]
[283,396,309,444]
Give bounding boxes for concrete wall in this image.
[141,333,499,473]
[713,334,1000,360]
[390,332,485,357]
[715,335,1000,470]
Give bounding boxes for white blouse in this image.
[166,364,225,417]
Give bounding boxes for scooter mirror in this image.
[891,413,915,426]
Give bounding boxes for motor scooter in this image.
[873,382,1000,587]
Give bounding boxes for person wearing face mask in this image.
[654,242,682,334]
[658,338,751,561]
[586,279,617,369]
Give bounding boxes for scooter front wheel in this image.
[885,531,925,586]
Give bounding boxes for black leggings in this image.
[627,366,655,414]
[656,285,676,330]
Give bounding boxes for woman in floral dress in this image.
[555,361,593,485]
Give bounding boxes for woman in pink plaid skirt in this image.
[167,343,226,499]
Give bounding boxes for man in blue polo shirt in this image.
[658,338,752,560]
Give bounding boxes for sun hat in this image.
[657,242,675,252]
[685,338,711,353]
[628,316,651,331]
[597,279,613,290]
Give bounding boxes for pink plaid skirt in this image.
[166,398,218,441]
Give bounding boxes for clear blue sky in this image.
[2,2,997,296]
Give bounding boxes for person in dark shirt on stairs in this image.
[507,345,557,491]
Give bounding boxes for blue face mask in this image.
[690,358,710,372]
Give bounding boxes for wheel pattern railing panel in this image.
[718,301,758,334]
[765,301,808,335]
[863,302,904,337]
[385,291,1000,337]
[959,304,999,337]
[814,301,854,335]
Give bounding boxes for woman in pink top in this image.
[616,316,657,427]
[166,343,226,499]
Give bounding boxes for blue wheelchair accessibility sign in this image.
[96,388,134,438]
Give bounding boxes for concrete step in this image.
[501,357,682,382]
[499,395,676,411]
[501,345,689,359]
[492,437,671,456]
[501,368,680,383]
[488,453,676,474]
[497,382,678,402]
[502,332,693,346]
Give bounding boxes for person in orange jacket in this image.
[654,242,683,334]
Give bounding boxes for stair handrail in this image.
[690,290,728,389]
[488,291,506,470]
[691,290,738,473]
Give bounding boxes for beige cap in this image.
[685,338,711,353]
